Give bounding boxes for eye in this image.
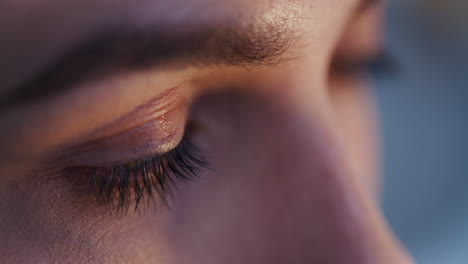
[330,0,390,77]
[39,87,209,215]
[67,128,207,214]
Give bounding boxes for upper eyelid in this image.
[47,89,188,168]
[85,87,186,140]
[0,67,195,159]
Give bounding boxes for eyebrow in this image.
[0,0,381,107]
[0,19,297,107]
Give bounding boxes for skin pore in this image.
[0,0,414,263]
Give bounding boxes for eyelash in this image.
[332,51,397,77]
[363,52,397,77]
[77,136,207,214]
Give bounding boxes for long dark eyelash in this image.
[82,137,207,214]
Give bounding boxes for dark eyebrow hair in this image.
[0,20,298,107]
[0,0,382,107]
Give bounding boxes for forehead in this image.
[0,0,358,47]
[2,0,284,33]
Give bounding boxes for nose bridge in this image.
[253,93,413,264]
[268,126,413,264]
[338,170,414,264]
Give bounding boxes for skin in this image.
[0,0,414,263]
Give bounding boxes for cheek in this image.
[0,177,179,264]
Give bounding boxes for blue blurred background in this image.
[378,1,468,263]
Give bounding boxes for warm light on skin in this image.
[0,0,414,263]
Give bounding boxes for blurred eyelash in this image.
[78,136,207,214]
[332,51,398,77]
[365,52,398,77]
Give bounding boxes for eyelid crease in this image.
[46,87,189,168]
[82,86,187,141]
